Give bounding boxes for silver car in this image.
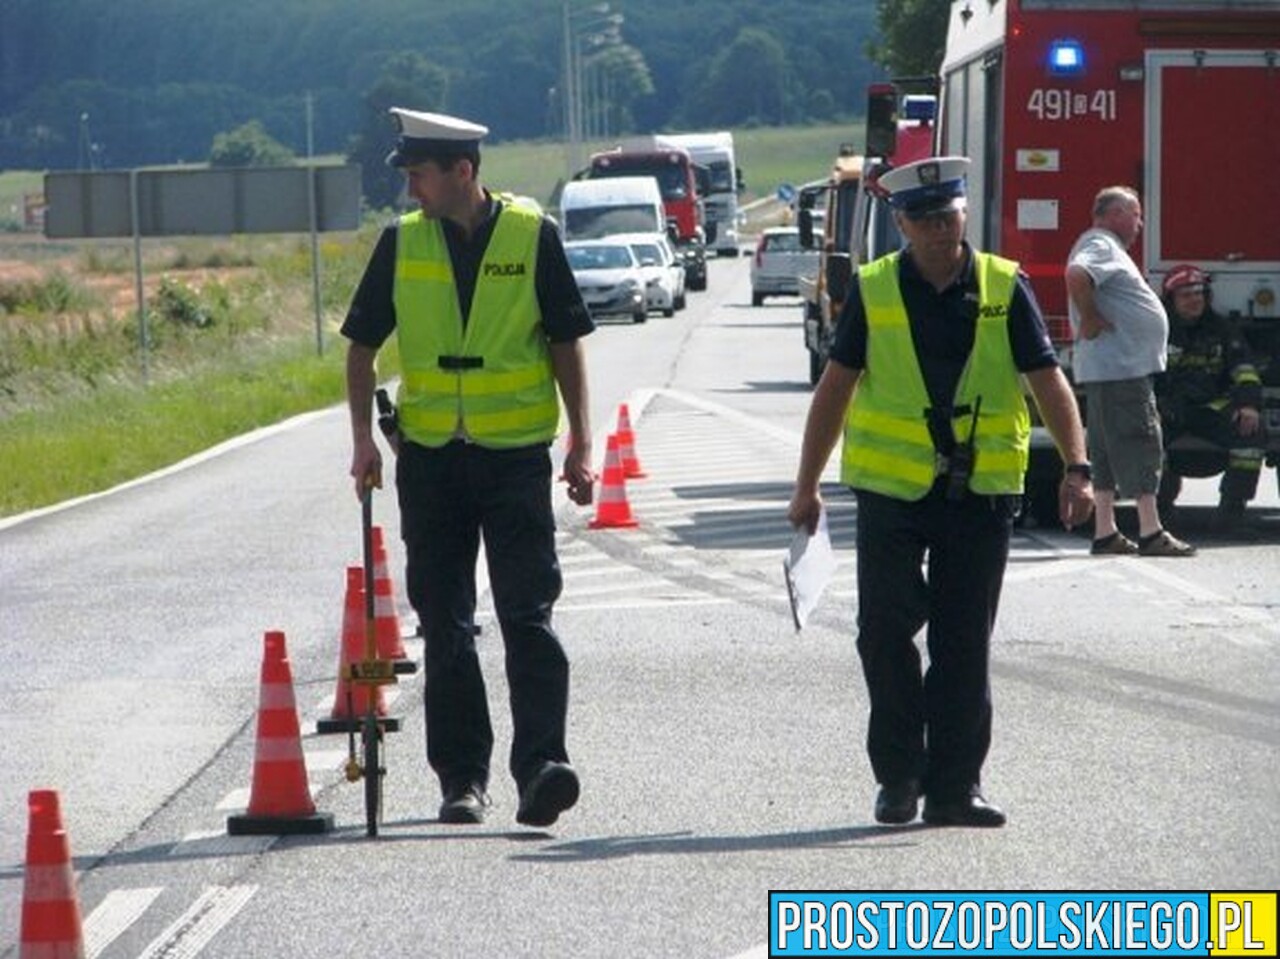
[565,239,648,324]
[750,226,820,306]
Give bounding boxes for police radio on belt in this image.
[946,397,982,502]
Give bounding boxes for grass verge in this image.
[0,341,348,518]
[1,122,865,518]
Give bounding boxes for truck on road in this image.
[657,131,743,257]
[581,140,709,292]
[797,85,938,384]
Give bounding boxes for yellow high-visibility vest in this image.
[393,201,559,448]
[841,251,1030,499]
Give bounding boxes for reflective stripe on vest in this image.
[841,251,1030,499]
[393,203,559,448]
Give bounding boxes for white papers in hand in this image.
[783,507,838,631]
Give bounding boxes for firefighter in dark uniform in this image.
[343,108,595,828]
[788,157,1094,828]
[1156,263,1264,529]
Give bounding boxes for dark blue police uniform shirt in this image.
[829,243,1058,415]
[341,193,594,349]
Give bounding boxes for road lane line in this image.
[84,886,164,958]
[304,748,349,773]
[135,884,257,959]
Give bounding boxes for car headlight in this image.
[620,279,639,293]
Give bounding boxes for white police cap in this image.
[879,156,970,217]
[386,107,489,168]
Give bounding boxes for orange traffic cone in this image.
[227,630,334,835]
[370,526,416,674]
[589,433,639,529]
[615,403,646,479]
[20,789,84,959]
[316,568,400,735]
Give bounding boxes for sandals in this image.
[1090,530,1196,557]
[1090,532,1139,555]
[1137,529,1196,557]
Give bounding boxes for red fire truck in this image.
[940,0,1280,523]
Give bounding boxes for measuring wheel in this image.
[361,712,384,837]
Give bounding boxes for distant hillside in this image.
[0,0,883,171]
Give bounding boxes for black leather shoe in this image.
[874,780,921,824]
[439,784,489,824]
[516,762,580,827]
[923,791,1006,827]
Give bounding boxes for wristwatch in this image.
[1065,462,1092,481]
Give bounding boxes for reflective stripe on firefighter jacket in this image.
[1161,308,1263,416]
[841,251,1030,500]
[393,203,559,449]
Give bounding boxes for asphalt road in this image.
[2,252,1277,958]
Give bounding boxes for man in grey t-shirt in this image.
[1065,186,1194,557]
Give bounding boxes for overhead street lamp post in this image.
[576,25,620,145]
[561,1,622,179]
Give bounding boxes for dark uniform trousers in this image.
[396,439,570,796]
[1165,404,1263,503]
[853,482,1015,801]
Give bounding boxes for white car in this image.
[611,231,687,317]
[564,239,648,324]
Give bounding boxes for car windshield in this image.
[764,232,801,253]
[564,205,657,239]
[704,160,734,194]
[630,243,661,265]
[566,245,634,270]
[591,161,687,200]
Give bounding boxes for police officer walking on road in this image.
[343,108,596,828]
[788,157,1093,828]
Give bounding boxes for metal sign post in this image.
[44,164,362,380]
[129,168,149,384]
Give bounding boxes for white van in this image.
[559,176,665,241]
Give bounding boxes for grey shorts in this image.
[1085,377,1163,497]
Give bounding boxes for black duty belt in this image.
[438,355,484,370]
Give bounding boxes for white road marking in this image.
[84,886,164,958]
[135,884,257,959]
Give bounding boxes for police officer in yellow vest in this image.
[343,108,595,828]
[788,157,1094,828]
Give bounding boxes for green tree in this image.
[347,51,449,210]
[208,119,295,167]
[685,27,792,127]
[867,0,949,78]
[585,42,654,137]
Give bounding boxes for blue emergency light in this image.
[1049,39,1085,74]
[903,95,937,122]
